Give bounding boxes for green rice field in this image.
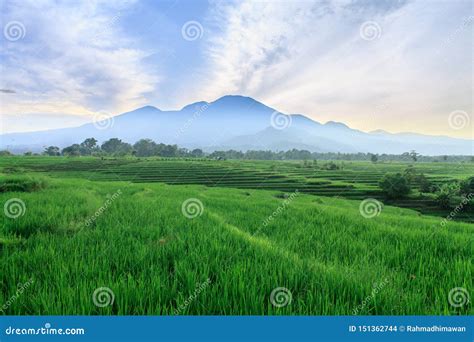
[0,156,472,315]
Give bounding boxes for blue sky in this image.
[0,0,472,138]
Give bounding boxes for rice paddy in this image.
[0,156,472,315]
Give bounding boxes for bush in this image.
[0,176,48,193]
[379,173,411,199]
[321,162,340,170]
[459,177,474,196]
[417,174,433,193]
[435,182,460,209]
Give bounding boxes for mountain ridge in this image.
[1,95,472,155]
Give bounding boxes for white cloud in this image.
[0,0,159,132]
[192,0,472,138]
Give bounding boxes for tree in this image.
[379,173,411,199]
[43,146,61,156]
[158,144,178,157]
[80,138,98,155]
[101,138,132,156]
[81,138,98,150]
[62,144,81,156]
[370,154,378,163]
[403,166,418,184]
[435,182,460,209]
[409,150,419,162]
[133,139,157,157]
[459,177,474,196]
[0,150,12,156]
[417,174,433,193]
[190,148,204,158]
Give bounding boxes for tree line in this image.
[0,137,472,162]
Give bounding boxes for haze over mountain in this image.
[1,95,472,155]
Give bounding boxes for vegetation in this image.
[0,169,472,315]
[0,176,48,193]
[2,156,473,221]
[3,138,473,162]
[379,173,411,199]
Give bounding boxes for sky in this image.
[0,0,472,139]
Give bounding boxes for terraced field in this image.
[1,156,473,221]
[0,176,472,315]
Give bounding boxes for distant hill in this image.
[1,95,472,155]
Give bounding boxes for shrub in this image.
[459,177,474,196]
[417,174,433,193]
[0,176,48,193]
[435,182,460,209]
[379,173,411,199]
[322,162,340,170]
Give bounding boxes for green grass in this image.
[0,168,472,315]
[2,156,473,221]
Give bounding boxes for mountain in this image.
[1,95,472,155]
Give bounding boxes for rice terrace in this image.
[1,155,472,315]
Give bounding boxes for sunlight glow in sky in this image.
[0,0,472,138]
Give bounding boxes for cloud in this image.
[191,0,472,138]
[0,0,159,121]
[0,89,15,93]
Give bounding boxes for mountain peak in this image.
[212,95,261,105]
[370,129,390,135]
[324,121,349,129]
[135,105,160,111]
[181,101,209,111]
